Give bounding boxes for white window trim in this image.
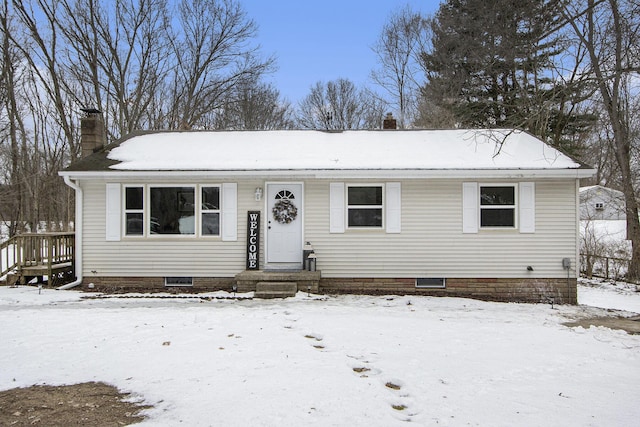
[200,185,222,238]
[346,183,385,230]
[479,183,518,230]
[123,185,145,238]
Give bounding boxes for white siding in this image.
[81,180,263,277]
[304,179,578,279]
[80,177,579,280]
[579,186,626,220]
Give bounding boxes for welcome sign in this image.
[246,211,260,269]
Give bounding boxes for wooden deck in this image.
[0,232,75,287]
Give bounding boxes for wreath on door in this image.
[272,199,298,224]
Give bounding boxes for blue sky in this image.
[242,0,442,105]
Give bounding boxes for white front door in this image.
[266,183,303,267]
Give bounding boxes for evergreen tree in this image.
[419,0,593,154]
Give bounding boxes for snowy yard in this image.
[1,282,639,426]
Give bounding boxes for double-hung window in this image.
[347,185,383,228]
[201,186,220,236]
[479,185,516,228]
[124,186,144,236]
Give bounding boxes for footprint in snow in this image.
[304,333,326,350]
[282,310,300,330]
[385,380,419,421]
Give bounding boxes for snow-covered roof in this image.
[62,129,594,179]
[580,185,623,196]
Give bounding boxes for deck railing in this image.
[1,232,75,279]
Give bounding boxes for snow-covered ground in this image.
[1,284,639,426]
[581,219,628,245]
[579,277,640,313]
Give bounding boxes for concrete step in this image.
[254,281,297,299]
[234,270,321,293]
[255,281,297,292]
[254,291,295,299]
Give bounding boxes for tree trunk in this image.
[564,0,640,281]
[617,138,640,280]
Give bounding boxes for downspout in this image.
[58,175,83,290]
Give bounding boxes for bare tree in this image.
[0,0,64,235]
[371,5,429,128]
[22,66,75,230]
[212,79,294,130]
[10,0,79,158]
[562,0,640,279]
[581,107,622,187]
[165,0,273,129]
[57,0,172,138]
[0,0,25,236]
[5,0,81,233]
[297,79,387,130]
[0,0,279,237]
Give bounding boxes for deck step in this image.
[254,281,297,299]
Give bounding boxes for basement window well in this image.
[415,278,446,289]
[165,277,194,287]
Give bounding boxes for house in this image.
[59,114,594,303]
[579,185,629,280]
[579,185,626,221]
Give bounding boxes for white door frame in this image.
[264,182,305,269]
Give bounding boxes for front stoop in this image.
[254,282,298,299]
[235,270,321,297]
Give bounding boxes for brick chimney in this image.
[80,108,106,158]
[383,112,397,130]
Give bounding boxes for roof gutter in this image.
[58,175,83,290]
[59,167,597,180]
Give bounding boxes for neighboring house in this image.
[579,185,626,220]
[579,185,629,280]
[59,115,594,303]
